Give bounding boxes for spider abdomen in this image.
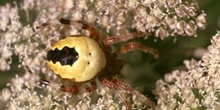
[47,36,106,82]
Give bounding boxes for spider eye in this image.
[47,46,79,66]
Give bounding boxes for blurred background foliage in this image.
[0,0,220,102]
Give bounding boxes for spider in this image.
[39,18,158,109]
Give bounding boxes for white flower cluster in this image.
[33,0,206,39]
[0,0,206,109]
[0,3,21,70]
[1,75,147,109]
[0,2,47,73]
[130,0,206,39]
[0,0,206,71]
[155,31,220,109]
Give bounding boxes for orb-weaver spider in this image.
[38,18,158,109]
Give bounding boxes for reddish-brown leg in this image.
[86,81,97,93]
[40,79,97,93]
[103,31,149,47]
[39,79,79,93]
[112,78,156,109]
[36,18,99,41]
[103,31,158,59]
[101,78,132,110]
[24,65,79,93]
[59,18,99,41]
[118,41,159,59]
[60,84,79,93]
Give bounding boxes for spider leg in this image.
[39,79,79,93]
[60,84,79,93]
[36,18,99,40]
[40,79,97,93]
[35,23,49,29]
[39,79,50,86]
[118,41,159,59]
[101,78,132,110]
[112,78,156,109]
[59,18,99,41]
[103,31,148,47]
[86,81,97,93]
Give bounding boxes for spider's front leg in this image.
[101,78,132,110]
[112,78,156,109]
[119,41,159,59]
[102,77,156,109]
[103,31,148,46]
[103,32,159,59]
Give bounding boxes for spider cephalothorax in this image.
[40,18,157,109]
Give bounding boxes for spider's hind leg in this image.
[39,79,97,94]
[39,79,79,93]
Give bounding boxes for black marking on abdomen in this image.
[47,46,79,66]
